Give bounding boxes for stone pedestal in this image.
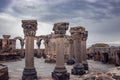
[70,27,87,75]
[71,63,85,75]
[22,20,38,80]
[52,67,69,80]
[22,68,37,80]
[52,22,70,80]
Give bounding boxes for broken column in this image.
[82,31,89,70]
[52,22,70,80]
[22,20,37,80]
[66,38,75,65]
[70,26,86,75]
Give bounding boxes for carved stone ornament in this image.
[22,20,37,37]
[53,22,69,35]
[70,26,85,39]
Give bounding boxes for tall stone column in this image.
[20,40,25,58]
[82,31,89,70]
[70,27,86,75]
[66,38,75,65]
[22,20,37,80]
[52,22,70,80]
[44,37,49,57]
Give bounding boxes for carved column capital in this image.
[3,35,11,40]
[70,26,85,40]
[22,20,37,37]
[53,22,69,37]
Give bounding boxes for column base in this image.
[71,63,85,75]
[82,61,89,70]
[66,60,75,65]
[22,68,37,80]
[52,67,70,80]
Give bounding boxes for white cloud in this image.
[36,22,53,36]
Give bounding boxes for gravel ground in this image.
[1,58,115,80]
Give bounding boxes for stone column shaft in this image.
[25,36,34,69]
[56,38,65,68]
[66,38,75,65]
[69,41,73,60]
[82,40,86,61]
[74,39,82,63]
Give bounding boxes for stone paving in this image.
[1,58,116,80]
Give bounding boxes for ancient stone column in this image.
[2,35,10,48]
[52,22,70,80]
[44,37,49,57]
[66,38,75,65]
[36,38,42,58]
[20,40,25,58]
[82,31,89,70]
[70,27,86,75]
[22,20,37,80]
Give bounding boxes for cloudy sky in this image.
[0,0,120,47]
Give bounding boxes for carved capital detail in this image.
[53,22,69,36]
[22,20,37,37]
[70,26,88,40]
[70,26,85,34]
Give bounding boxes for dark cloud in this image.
[0,0,120,46]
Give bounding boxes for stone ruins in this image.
[0,20,119,80]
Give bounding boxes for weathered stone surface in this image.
[106,67,120,80]
[83,71,114,80]
[71,63,85,75]
[0,64,9,80]
[22,20,37,37]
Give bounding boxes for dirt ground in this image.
[2,58,116,80]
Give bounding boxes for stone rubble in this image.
[82,71,114,80]
[106,67,120,80]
